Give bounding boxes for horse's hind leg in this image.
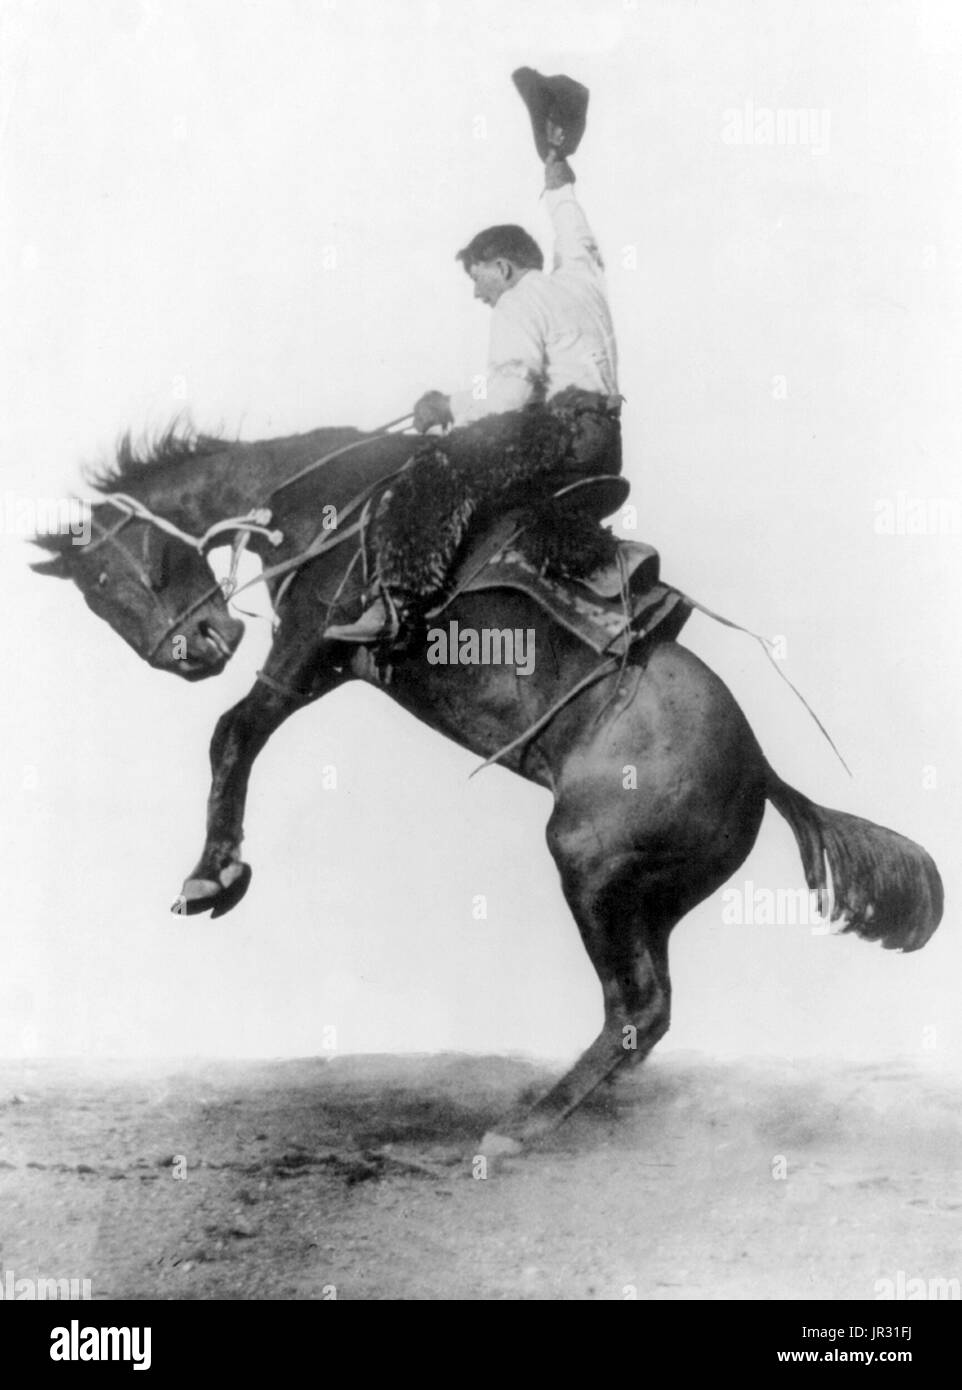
[483,845,676,1151]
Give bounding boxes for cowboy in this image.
[327,70,624,644]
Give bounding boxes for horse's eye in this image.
[97,572,109,588]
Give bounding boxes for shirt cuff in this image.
[543,183,578,210]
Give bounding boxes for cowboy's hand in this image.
[544,147,575,190]
[413,390,453,434]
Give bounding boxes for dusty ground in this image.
[0,1052,959,1301]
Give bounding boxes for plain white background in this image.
[2,0,959,1067]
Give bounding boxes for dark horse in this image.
[34,424,944,1149]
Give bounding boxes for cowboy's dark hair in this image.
[455,224,544,273]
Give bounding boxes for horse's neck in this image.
[136,428,370,549]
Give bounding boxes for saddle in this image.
[318,465,688,660]
[434,509,691,658]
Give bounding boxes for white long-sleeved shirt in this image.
[448,185,619,427]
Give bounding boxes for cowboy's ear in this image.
[30,552,68,578]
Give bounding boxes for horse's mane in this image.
[34,418,371,556]
[86,421,227,492]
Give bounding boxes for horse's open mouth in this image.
[198,620,234,662]
[156,617,243,679]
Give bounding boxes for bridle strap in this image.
[87,509,156,591]
[144,579,231,663]
[91,492,284,552]
[145,528,260,662]
[85,502,254,664]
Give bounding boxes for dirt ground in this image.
[0,1052,959,1301]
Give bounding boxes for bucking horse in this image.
[33,422,944,1151]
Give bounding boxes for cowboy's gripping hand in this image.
[414,390,454,434]
[544,147,575,190]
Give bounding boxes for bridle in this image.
[84,494,284,663]
[78,412,416,664]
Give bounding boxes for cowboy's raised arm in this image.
[544,153,605,275]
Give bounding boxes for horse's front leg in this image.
[174,652,342,918]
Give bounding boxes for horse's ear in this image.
[30,552,68,578]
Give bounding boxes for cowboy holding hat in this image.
[327,68,625,644]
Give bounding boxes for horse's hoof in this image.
[172,877,220,914]
[478,1131,524,1160]
[171,862,252,917]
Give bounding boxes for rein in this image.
[270,413,414,497]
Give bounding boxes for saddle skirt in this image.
[436,513,691,657]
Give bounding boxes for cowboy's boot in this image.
[324,594,397,644]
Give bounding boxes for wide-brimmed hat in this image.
[511,67,589,161]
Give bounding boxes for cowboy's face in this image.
[468,259,519,307]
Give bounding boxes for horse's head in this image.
[31,502,245,680]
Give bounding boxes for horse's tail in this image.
[765,772,943,952]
